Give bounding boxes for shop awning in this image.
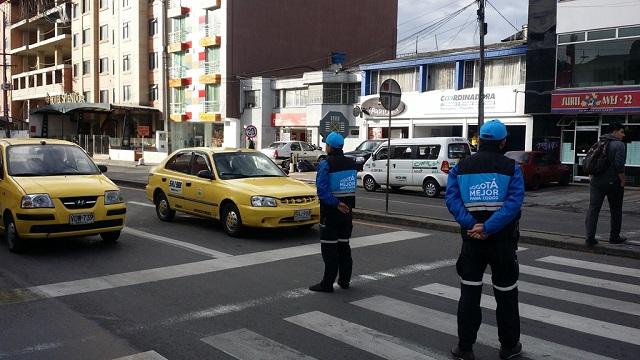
[30,103,111,115]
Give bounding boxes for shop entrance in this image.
[575,128,599,179]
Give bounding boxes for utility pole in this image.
[477,0,486,127]
[2,11,9,138]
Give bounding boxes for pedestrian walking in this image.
[585,122,627,246]
[445,119,525,360]
[309,132,357,293]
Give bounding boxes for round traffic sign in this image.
[245,125,257,138]
[379,79,402,111]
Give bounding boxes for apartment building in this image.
[165,0,398,150]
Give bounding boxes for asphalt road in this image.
[0,187,638,359]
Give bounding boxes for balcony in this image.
[200,60,221,84]
[168,66,190,87]
[10,27,72,56]
[200,100,221,121]
[169,102,189,122]
[167,30,189,53]
[202,0,221,9]
[168,0,190,18]
[11,64,72,101]
[199,23,221,47]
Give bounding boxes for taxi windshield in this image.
[7,144,100,176]
[213,152,286,180]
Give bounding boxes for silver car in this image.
[260,141,326,167]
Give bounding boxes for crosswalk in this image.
[116,254,639,360]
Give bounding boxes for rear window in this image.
[448,143,471,159]
[415,145,440,160]
[268,142,285,149]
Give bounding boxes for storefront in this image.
[359,84,532,152]
[272,113,315,143]
[552,88,640,185]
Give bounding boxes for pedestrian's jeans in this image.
[585,179,624,240]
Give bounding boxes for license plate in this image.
[69,213,94,225]
[294,209,311,221]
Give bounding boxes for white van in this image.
[361,137,472,197]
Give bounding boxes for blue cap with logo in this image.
[479,119,507,140]
[325,132,344,148]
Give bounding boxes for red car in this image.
[505,151,571,190]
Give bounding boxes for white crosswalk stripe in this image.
[482,274,640,316]
[537,256,640,278]
[285,311,448,360]
[113,351,168,360]
[415,283,640,346]
[201,328,317,360]
[520,264,640,295]
[352,295,617,360]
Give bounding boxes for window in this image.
[322,83,342,104]
[73,63,79,77]
[244,90,260,108]
[379,67,418,92]
[122,85,131,102]
[204,84,219,112]
[122,54,130,72]
[82,28,90,44]
[391,145,413,159]
[558,32,585,44]
[427,63,455,90]
[148,52,158,70]
[82,0,90,13]
[463,61,475,89]
[149,84,159,102]
[587,29,616,41]
[99,90,109,103]
[83,91,91,102]
[448,143,471,159]
[72,33,79,47]
[72,4,78,18]
[122,22,130,39]
[99,57,109,73]
[273,90,281,108]
[290,142,301,151]
[284,88,308,107]
[301,142,314,151]
[415,145,441,160]
[474,56,525,87]
[122,0,130,7]
[82,60,90,75]
[99,0,108,9]
[149,18,158,36]
[165,152,192,174]
[191,154,210,175]
[99,25,108,41]
[619,26,640,38]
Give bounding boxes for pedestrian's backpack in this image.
[582,138,610,175]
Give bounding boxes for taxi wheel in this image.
[100,231,121,243]
[155,192,175,222]
[5,215,24,253]
[363,175,378,192]
[221,203,244,237]
[423,179,441,198]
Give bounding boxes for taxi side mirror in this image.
[98,164,108,173]
[197,169,214,180]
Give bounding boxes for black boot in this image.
[499,342,522,359]
[308,283,333,293]
[451,345,475,360]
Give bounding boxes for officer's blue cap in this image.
[325,132,344,148]
[479,119,507,140]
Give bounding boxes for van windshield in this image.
[448,143,471,159]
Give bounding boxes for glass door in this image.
[575,129,599,178]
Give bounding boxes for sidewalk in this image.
[100,160,640,259]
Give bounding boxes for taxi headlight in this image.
[104,190,123,204]
[21,194,54,208]
[356,156,365,163]
[251,196,277,207]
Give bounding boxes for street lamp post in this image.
[2,10,9,138]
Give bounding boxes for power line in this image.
[397,0,476,45]
[486,0,520,32]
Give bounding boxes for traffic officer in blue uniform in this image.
[309,132,357,292]
[445,119,525,360]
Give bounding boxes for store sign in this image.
[439,92,497,113]
[361,97,406,117]
[45,92,85,104]
[271,113,306,127]
[551,89,640,113]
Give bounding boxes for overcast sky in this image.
[397,0,529,55]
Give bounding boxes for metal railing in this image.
[203,100,220,113]
[168,66,187,78]
[170,102,186,114]
[168,30,187,44]
[77,135,110,156]
[203,60,220,74]
[202,22,221,37]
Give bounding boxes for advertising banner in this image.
[551,88,640,113]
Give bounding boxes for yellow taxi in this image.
[0,139,126,252]
[145,148,320,236]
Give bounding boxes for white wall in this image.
[557,0,640,33]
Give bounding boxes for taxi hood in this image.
[13,175,118,197]
[225,176,316,198]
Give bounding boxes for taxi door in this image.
[183,152,218,218]
[162,151,193,212]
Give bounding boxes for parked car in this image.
[146,148,320,236]
[260,141,326,168]
[344,139,386,171]
[0,139,126,252]
[361,137,472,198]
[505,151,571,190]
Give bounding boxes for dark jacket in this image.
[445,143,525,240]
[593,134,626,185]
[316,149,357,214]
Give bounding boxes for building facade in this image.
[165,0,398,151]
[525,0,640,185]
[357,41,532,153]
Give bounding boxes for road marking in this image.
[0,342,65,359]
[482,274,640,316]
[113,351,168,360]
[1,231,427,304]
[629,240,640,246]
[353,220,406,231]
[415,283,640,346]
[520,265,640,295]
[201,329,317,360]
[124,227,232,258]
[537,256,640,278]
[285,311,446,360]
[127,201,154,208]
[353,295,617,360]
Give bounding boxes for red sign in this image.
[271,113,306,127]
[137,126,150,137]
[551,88,640,113]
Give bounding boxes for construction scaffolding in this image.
[9,0,70,23]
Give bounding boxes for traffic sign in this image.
[137,126,150,137]
[319,111,349,139]
[245,125,257,138]
[379,79,402,111]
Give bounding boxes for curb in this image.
[352,209,640,260]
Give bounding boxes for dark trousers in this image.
[319,210,353,287]
[456,238,520,351]
[585,180,624,240]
